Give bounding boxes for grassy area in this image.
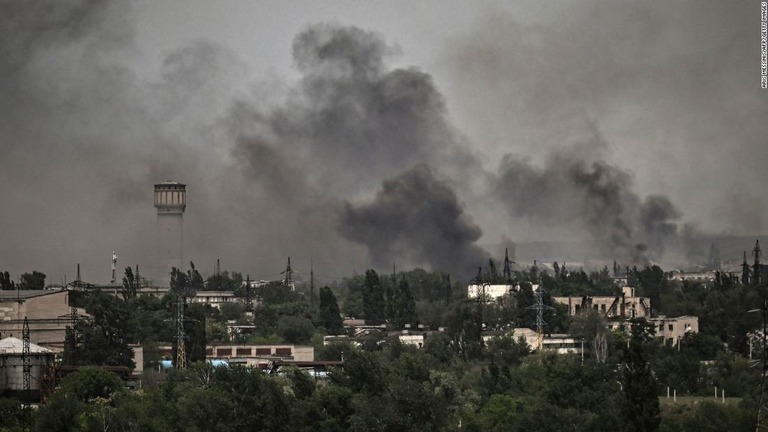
[659,395,742,406]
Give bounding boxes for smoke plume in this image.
[492,131,681,263]
[340,165,488,272]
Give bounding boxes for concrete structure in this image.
[669,271,716,283]
[398,333,425,348]
[467,284,517,300]
[154,181,186,282]
[0,290,81,351]
[483,328,584,355]
[155,344,314,369]
[649,315,699,346]
[553,287,651,319]
[0,337,55,399]
[190,291,237,309]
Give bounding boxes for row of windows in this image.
[154,190,186,206]
[159,347,292,358]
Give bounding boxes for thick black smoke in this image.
[492,133,681,264]
[233,24,486,274]
[340,165,488,272]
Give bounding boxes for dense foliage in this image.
[2,261,766,431]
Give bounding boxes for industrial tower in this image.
[154,181,186,283]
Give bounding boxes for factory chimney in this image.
[154,181,186,285]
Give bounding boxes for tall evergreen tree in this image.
[392,277,417,329]
[0,271,15,290]
[362,270,386,325]
[121,266,138,301]
[621,318,661,432]
[319,286,344,335]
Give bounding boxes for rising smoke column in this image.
[233,24,489,274]
[492,132,681,264]
[340,164,488,273]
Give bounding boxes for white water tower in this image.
[154,181,186,284]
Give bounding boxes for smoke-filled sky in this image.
[1,0,765,285]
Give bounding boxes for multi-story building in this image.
[0,290,82,351]
[648,315,699,346]
[553,287,652,319]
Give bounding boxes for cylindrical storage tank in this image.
[0,337,55,401]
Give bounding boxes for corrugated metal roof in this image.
[0,337,53,354]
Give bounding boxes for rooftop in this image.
[0,337,53,354]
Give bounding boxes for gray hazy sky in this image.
[1,0,765,284]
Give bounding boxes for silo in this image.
[154,181,186,284]
[0,337,54,400]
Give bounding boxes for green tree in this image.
[64,291,135,369]
[621,319,661,432]
[56,367,125,403]
[362,269,386,325]
[277,316,315,344]
[392,277,417,329]
[184,303,208,364]
[318,286,344,335]
[0,271,15,290]
[121,266,139,301]
[19,271,45,290]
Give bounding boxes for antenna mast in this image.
[111,251,118,284]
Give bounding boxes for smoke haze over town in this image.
[0,1,765,284]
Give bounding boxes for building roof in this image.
[0,337,53,354]
[0,289,66,301]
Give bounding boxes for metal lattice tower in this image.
[472,267,488,329]
[175,293,187,369]
[282,257,294,290]
[527,279,554,351]
[502,248,515,283]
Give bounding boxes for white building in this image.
[467,284,517,300]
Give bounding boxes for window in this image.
[275,348,292,356]
[236,348,251,356]
[255,348,271,356]
[217,348,232,357]
[668,324,674,331]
